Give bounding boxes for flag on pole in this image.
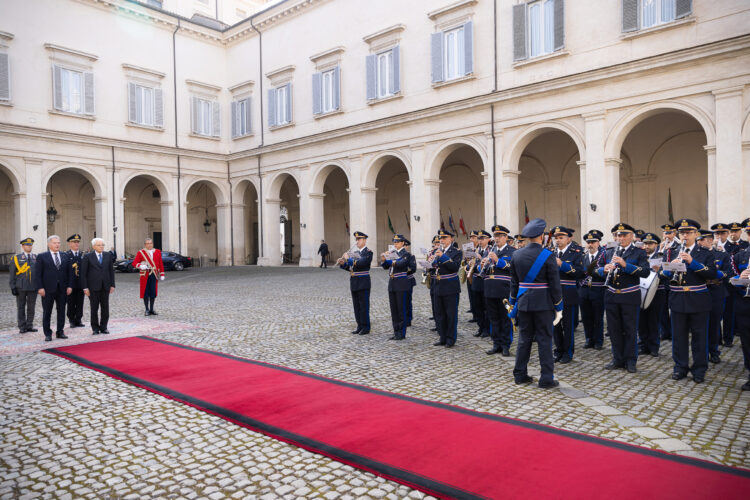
[458,209,467,237]
[404,210,411,230]
[448,210,457,234]
[344,215,349,236]
[524,201,530,224]
[440,211,446,231]
[387,212,395,234]
[667,188,674,225]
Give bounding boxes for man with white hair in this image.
[80,238,116,335]
[33,235,72,341]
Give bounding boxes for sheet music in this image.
[385,251,399,261]
[463,250,478,259]
[729,277,750,286]
[462,242,475,252]
[662,261,686,272]
[648,258,663,268]
[420,247,430,256]
[417,260,432,270]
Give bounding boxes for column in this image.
[94,196,109,245]
[583,112,619,231]
[360,187,377,250]
[24,158,45,253]
[712,87,744,222]
[160,200,174,254]
[174,174,188,256]
[423,179,441,238]
[498,169,518,233]
[215,202,232,266]
[12,191,25,247]
[577,161,587,232]
[230,201,245,265]
[347,156,363,243]
[258,197,281,266]
[408,144,429,251]
[301,192,325,267]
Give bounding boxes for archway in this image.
[316,165,350,263]
[375,157,410,253]
[0,166,17,254]
[237,179,259,264]
[45,169,99,250]
[186,181,219,265]
[436,144,485,239]
[618,111,708,232]
[122,174,170,256]
[517,130,582,235]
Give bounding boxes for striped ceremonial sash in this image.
[607,285,640,294]
[351,271,370,277]
[519,282,547,289]
[484,275,511,281]
[670,284,708,292]
[390,272,408,279]
[560,280,578,287]
[436,273,458,280]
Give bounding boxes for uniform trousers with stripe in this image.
[638,289,665,355]
[605,300,640,368]
[435,293,459,346]
[388,289,409,338]
[734,296,750,378]
[486,297,513,350]
[579,288,605,348]
[351,289,370,333]
[514,310,555,385]
[671,311,709,379]
[553,305,577,360]
[707,286,725,357]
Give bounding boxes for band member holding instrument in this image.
[484,224,515,356]
[659,223,680,341]
[550,226,584,364]
[131,237,165,316]
[509,218,563,389]
[427,235,440,332]
[431,229,463,348]
[722,222,749,347]
[638,233,667,357]
[729,218,750,391]
[697,229,732,365]
[659,219,716,384]
[471,230,491,338]
[464,231,480,323]
[597,223,650,374]
[579,230,606,351]
[65,234,86,329]
[381,234,416,341]
[405,239,416,328]
[338,231,373,335]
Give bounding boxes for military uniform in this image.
[432,230,463,347]
[597,223,650,373]
[428,236,440,331]
[510,218,563,388]
[729,239,750,390]
[9,238,38,333]
[340,231,373,335]
[464,231,479,323]
[470,231,491,338]
[659,224,681,341]
[579,230,606,350]
[64,234,86,328]
[550,226,584,363]
[381,235,416,340]
[483,225,515,355]
[638,233,668,357]
[660,219,716,383]
[406,242,417,327]
[721,222,750,347]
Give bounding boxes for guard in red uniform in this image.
[131,237,165,316]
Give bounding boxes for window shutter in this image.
[211,100,220,137]
[312,72,322,115]
[365,54,376,100]
[463,21,473,75]
[390,46,400,94]
[512,4,528,61]
[553,0,565,52]
[284,83,292,124]
[53,65,63,110]
[333,66,341,110]
[622,0,640,32]
[267,88,276,127]
[231,101,238,138]
[0,53,9,101]
[431,32,444,83]
[154,88,163,128]
[675,0,692,19]
[244,97,252,134]
[128,83,137,123]
[83,72,95,115]
[191,96,199,134]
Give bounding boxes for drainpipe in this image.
[111,146,117,252]
[251,18,264,258]
[491,0,498,225]
[172,19,182,254]
[227,161,234,265]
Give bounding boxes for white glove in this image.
[553,310,563,326]
[160,276,165,281]
[139,263,149,270]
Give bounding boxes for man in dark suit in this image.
[579,230,606,351]
[81,238,116,335]
[550,226,584,363]
[484,225,515,356]
[317,240,329,268]
[510,218,563,389]
[430,229,463,348]
[64,234,86,328]
[338,232,373,335]
[33,235,72,341]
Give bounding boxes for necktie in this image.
[54,253,60,268]
[98,253,102,264]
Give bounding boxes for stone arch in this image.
[362,150,412,188]
[426,137,488,181]
[506,121,586,171]
[310,161,351,194]
[267,170,302,200]
[232,177,260,201]
[43,163,105,198]
[605,100,715,159]
[183,177,228,206]
[0,158,24,193]
[120,171,172,202]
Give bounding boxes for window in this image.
[268,83,292,127]
[52,65,94,115]
[321,69,335,112]
[431,23,472,84]
[231,97,252,138]
[513,0,564,62]
[0,52,9,102]
[191,96,220,137]
[366,47,400,100]
[641,0,676,28]
[275,85,288,125]
[128,83,163,127]
[622,0,692,33]
[528,0,555,58]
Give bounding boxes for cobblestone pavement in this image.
[1,266,749,499]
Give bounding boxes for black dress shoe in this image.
[742,380,750,391]
[671,373,687,380]
[480,332,490,338]
[583,343,593,349]
[465,309,473,314]
[501,348,511,357]
[358,331,370,335]
[650,351,659,357]
[724,341,733,348]
[486,347,500,355]
[473,331,483,337]
[445,343,455,348]
[434,341,446,346]
[150,310,158,315]
[19,329,26,334]
[430,327,438,332]
[539,380,560,389]
[428,317,434,320]
[515,375,533,385]
[77,323,86,328]
[638,348,649,355]
[350,330,361,334]
[553,355,562,363]
[604,362,623,370]
[92,331,100,335]
[693,376,704,384]
[389,335,399,340]
[468,319,477,323]
[45,336,52,342]
[560,356,572,364]
[594,345,603,351]
[627,365,637,374]
[709,354,720,364]
[56,334,68,339]
[101,330,110,334]
[145,310,150,316]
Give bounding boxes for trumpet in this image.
[670,241,687,284]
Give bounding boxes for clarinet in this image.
[604,247,624,287]
[479,243,497,277]
[671,241,687,284]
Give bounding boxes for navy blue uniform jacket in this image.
[340,247,373,292]
[434,245,463,296]
[509,243,562,312]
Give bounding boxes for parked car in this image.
[115,251,193,272]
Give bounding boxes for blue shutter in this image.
[622,0,639,32]
[463,22,473,75]
[285,83,292,124]
[365,54,376,100]
[0,53,9,101]
[431,32,443,83]
[83,72,95,115]
[333,66,341,110]
[553,0,564,51]
[391,46,400,94]
[312,72,322,115]
[512,3,528,61]
[52,65,62,110]
[244,97,252,134]
[231,101,238,137]
[675,0,692,19]
[267,88,276,128]
[154,88,163,128]
[211,100,220,137]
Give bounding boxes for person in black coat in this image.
[660,219,716,383]
[338,232,373,335]
[638,233,668,357]
[318,240,330,268]
[509,218,563,389]
[579,230,606,351]
[429,229,463,348]
[81,238,116,335]
[729,231,750,391]
[381,234,416,340]
[483,225,515,356]
[470,230,491,338]
[696,230,731,364]
[550,226,584,363]
[33,235,72,341]
[64,234,86,328]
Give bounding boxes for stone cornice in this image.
[44,43,98,62]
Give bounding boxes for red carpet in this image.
[46,337,750,500]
